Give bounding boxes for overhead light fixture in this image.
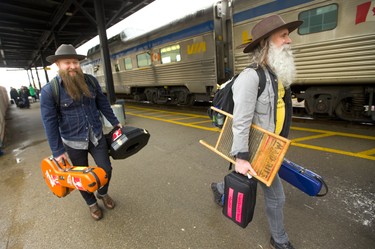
[65,12,73,16]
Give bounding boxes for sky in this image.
[0,0,216,93]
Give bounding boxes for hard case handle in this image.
[284,159,328,197]
[314,175,328,197]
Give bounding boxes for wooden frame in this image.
[200,107,291,187]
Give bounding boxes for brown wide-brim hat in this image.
[46,44,86,63]
[239,15,303,53]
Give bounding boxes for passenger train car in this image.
[82,0,375,122]
[81,5,223,105]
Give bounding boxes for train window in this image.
[124,57,132,70]
[137,53,151,67]
[160,44,181,64]
[298,4,338,35]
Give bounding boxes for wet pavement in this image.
[0,102,374,249]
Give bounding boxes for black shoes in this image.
[270,237,295,249]
[211,183,223,207]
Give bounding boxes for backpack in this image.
[50,74,97,108]
[208,64,266,128]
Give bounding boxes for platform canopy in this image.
[0,0,155,69]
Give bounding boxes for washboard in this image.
[200,107,290,186]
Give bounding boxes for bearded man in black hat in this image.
[40,44,122,220]
[211,15,303,249]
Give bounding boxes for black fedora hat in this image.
[238,15,303,53]
[46,44,86,63]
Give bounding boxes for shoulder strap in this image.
[51,74,97,108]
[255,67,266,98]
[247,63,266,98]
[84,74,97,92]
[50,77,60,107]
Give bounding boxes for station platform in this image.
[0,102,374,249]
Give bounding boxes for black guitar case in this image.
[106,126,150,160]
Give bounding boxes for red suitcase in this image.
[41,157,108,198]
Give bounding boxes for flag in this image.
[356,1,375,24]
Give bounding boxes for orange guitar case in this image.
[41,157,108,198]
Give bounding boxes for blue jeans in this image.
[217,174,288,244]
[65,136,112,206]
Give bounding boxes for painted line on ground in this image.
[126,106,375,160]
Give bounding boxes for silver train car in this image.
[81,5,225,105]
[232,0,375,122]
[82,0,375,122]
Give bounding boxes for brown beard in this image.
[59,68,92,101]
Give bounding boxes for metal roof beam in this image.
[30,0,75,68]
[0,0,155,69]
[72,0,97,26]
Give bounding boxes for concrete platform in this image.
[0,102,374,249]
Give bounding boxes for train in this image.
[81,0,375,123]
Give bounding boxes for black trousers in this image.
[65,136,112,206]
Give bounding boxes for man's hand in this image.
[235,158,257,177]
[54,153,72,169]
[116,123,123,129]
[54,153,68,164]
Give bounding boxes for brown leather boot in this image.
[89,203,103,220]
[97,194,115,209]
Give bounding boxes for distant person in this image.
[20,86,30,108]
[10,87,19,105]
[40,44,122,220]
[29,84,36,102]
[210,15,302,249]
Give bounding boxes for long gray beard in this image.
[267,43,296,88]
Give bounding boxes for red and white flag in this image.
[356,1,375,24]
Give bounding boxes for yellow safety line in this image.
[125,105,375,161]
[292,142,375,161]
[189,120,214,125]
[291,126,375,140]
[148,113,176,118]
[292,133,334,142]
[357,148,375,156]
[128,106,208,118]
[170,116,198,121]
[128,110,161,116]
[126,112,220,132]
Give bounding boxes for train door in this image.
[213,0,232,83]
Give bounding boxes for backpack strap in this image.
[84,74,97,92]
[255,67,266,98]
[50,77,60,108]
[247,63,266,98]
[50,74,97,108]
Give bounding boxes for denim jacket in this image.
[231,66,292,160]
[40,74,120,157]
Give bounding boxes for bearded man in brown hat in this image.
[40,44,122,220]
[211,15,303,249]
